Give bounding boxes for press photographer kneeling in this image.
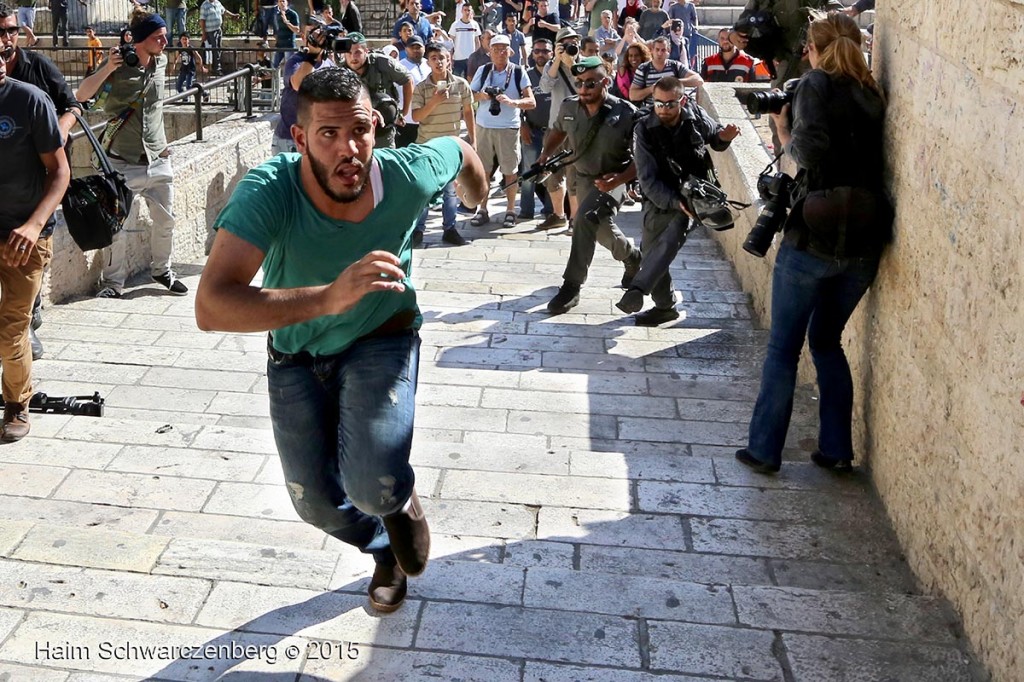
[735,10,893,475]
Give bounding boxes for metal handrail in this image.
[70,64,256,144]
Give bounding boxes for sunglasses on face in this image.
[653,99,682,109]
[574,78,601,90]
[0,27,20,36]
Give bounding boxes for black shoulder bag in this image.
[61,112,134,252]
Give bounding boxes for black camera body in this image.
[744,78,800,116]
[118,43,139,68]
[307,15,347,51]
[484,86,505,115]
[584,191,619,225]
[563,43,579,57]
[743,170,795,257]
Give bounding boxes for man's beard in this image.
[308,147,371,204]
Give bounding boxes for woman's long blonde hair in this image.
[807,11,883,100]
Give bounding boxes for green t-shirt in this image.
[214,137,464,356]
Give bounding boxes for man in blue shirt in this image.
[468,33,535,227]
[196,67,488,614]
[392,0,433,44]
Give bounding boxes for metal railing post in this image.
[194,84,204,142]
[245,64,254,118]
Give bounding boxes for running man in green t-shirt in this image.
[195,67,487,614]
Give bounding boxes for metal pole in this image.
[246,64,254,118]
[194,84,204,141]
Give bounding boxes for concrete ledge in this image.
[45,113,276,303]
[698,83,774,327]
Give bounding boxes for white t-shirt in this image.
[449,18,482,61]
[399,58,431,123]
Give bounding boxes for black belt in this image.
[268,310,416,366]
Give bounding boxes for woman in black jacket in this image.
[736,11,890,475]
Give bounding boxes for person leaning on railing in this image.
[76,12,189,299]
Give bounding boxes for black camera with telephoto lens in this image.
[742,169,796,257]
[484,85,504,115]
[744,78,799,116]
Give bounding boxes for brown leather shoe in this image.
[382,490,430,576]
[1,402,30,442]
[367,561,407,613]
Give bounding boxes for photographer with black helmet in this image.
[618,76,740,326]
[729,0,840,87]
[272,23,335,156]
[735,11,891,475]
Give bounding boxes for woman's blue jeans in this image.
[267,332,421,564]
[746,241,880,467]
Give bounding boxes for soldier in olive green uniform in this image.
[537,56,642,315]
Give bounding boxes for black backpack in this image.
[62,113,133,252]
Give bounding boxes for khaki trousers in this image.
[0,237,52,405]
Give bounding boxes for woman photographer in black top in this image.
[736,11,890,475]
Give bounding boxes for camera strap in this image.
[98,61,158,159]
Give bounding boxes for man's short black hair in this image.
[0,2,14,20]
[424,41,449,59]
[653,75,684,98]
[581,36,598,48]
[296,67,370,125]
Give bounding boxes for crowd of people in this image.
[1,0,883,615]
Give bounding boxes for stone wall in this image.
[702,1,1024,677]
[45,113,276,303]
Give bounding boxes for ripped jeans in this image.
[267,331,421,564]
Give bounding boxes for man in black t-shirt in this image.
[0,56,71,442]
[1,3,81,360]
[525,0,559,43]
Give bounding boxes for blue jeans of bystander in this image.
[415,179,458,234]
[745,240,880,468]
[267,332,421,564]
[519,127,553,218]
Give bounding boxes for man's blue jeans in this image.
[520,127,553,218]
[415,180,458,234]
[746,240,880,467]
[267,332,421,563]
[165,8,186,37]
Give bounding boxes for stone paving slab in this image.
[783,634,981,681]
[0,202,983,680]
[646,620,782,680]
[0,559,211,624]
[416,602,641,668]
[10,523,167,574]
